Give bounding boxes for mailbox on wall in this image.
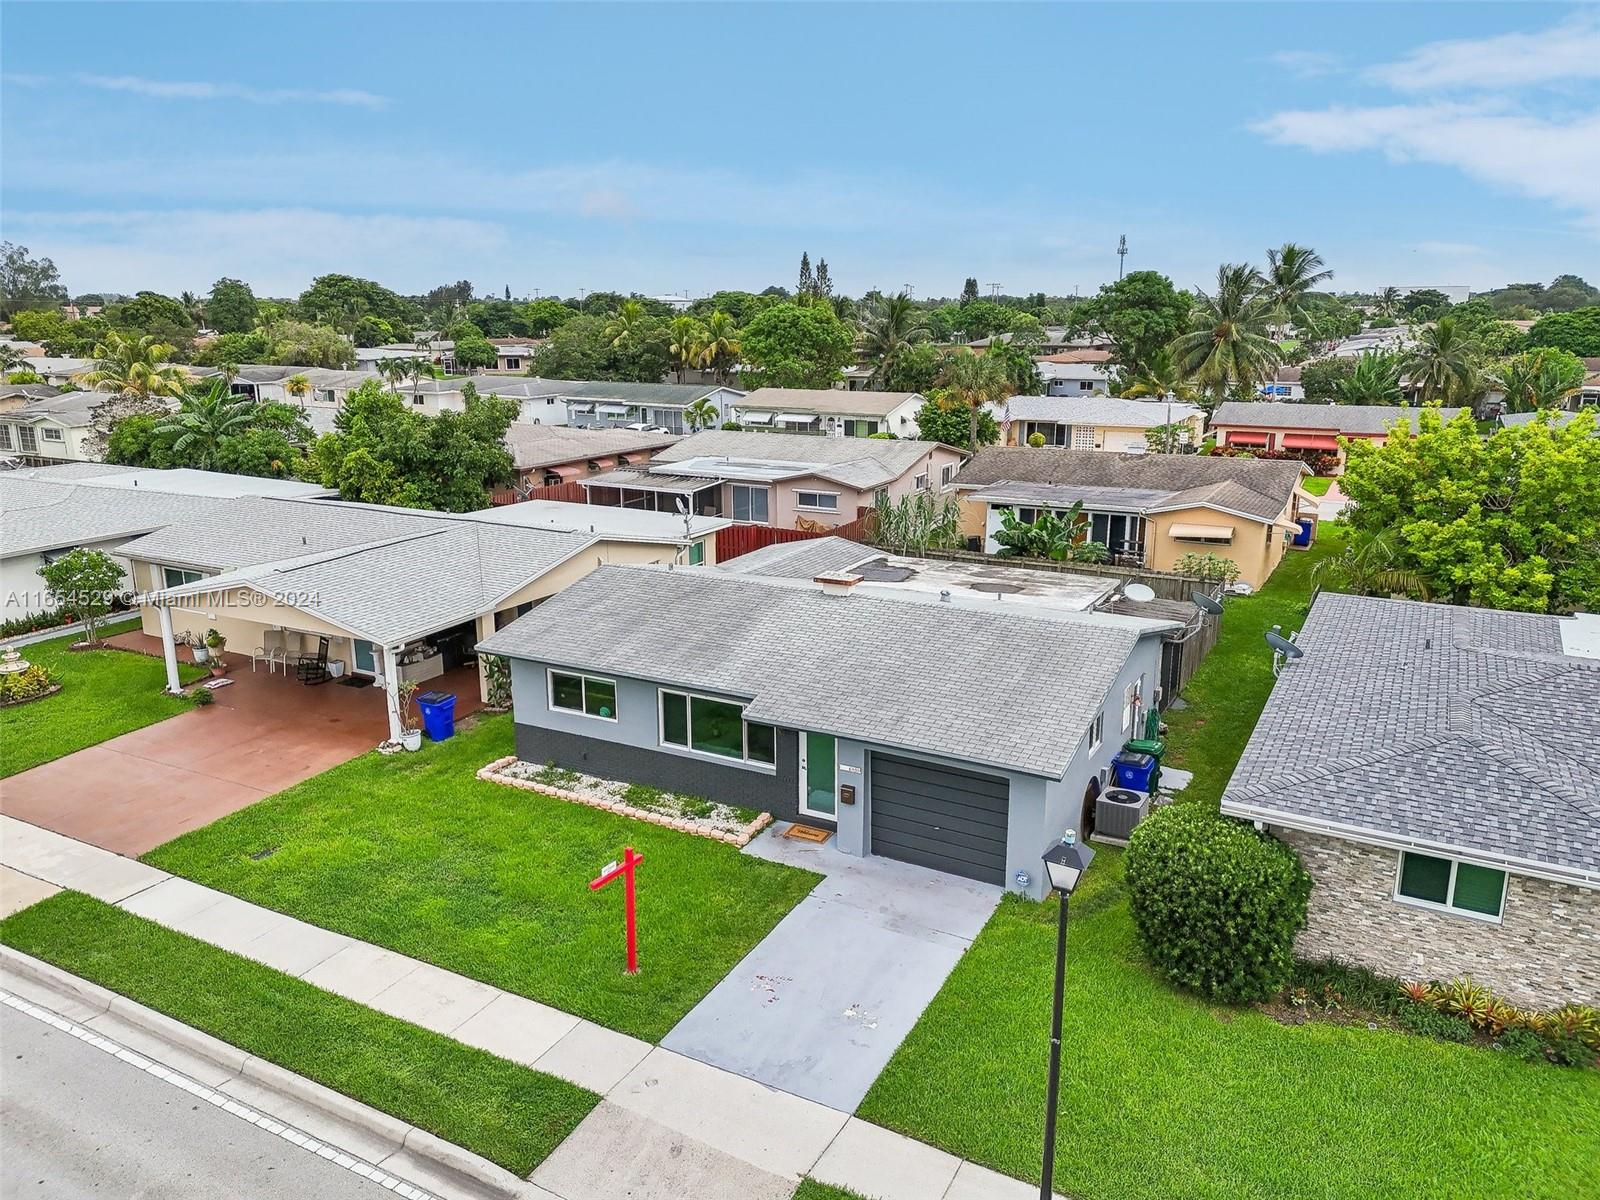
[839,783,856,806]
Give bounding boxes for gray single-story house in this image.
[1221,592,1600,1007]
[479,564,1174,898]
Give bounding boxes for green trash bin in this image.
[1124,721,1166,794]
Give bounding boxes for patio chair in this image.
[296,636,332,685]
[252,629,289,674]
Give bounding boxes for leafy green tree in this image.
[453,333,498,371]
[740,303,854,388]
[992,502,1107,562]
[604,299,651,348]
[960,277,980,305]
[194,329,271,367]
[105,412,179,468]
[935,351,1010,450]
[311,380,516,511]
[1300,356,1356,402]
[1117,347,1201,403]
[8,308,71,346]
[351,315,395,347]
[523,299,576,336]
[155,379,267,470]
[528,315,610,379]
[913,394,997,448]
[945,299,1014,342]
[297,274,414,331]
[1340,407,1600,613]
[262,320,356,369]
[683,396,719,432]
[1068,271,1192,377]
[206,278,258,334]
[107,291,194,335]
[1478,275,1598,315]
[984,340,1042,396]
[691,291,771,324]
[1169,264,1280,403]
[699,311,741,385]
[668,315,709,382]
[1524,306,1600,358]
[1400,288,1452,318]
[882,342,946,395]
[0,242,68,318]
[1337,351,1405,406]
[856,291,929,386]
[1401,316,1480,404]
[1263,243,1333,331]
[37,549,125,645]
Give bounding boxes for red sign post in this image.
[588,846,644,974]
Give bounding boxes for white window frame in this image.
[40,426,64,442]
[914,472,929,491]
[730,483,770,524]
[163,567,203,589]
[0,425,12,450]
[793,490,839,512]
[656,687,776,768]
[1086,712,1103,752]
[1121,679,1142,734]
[940,464,955,486]
[17,426,37,453]
[1392,852,1506,924]
[547,668,619,723]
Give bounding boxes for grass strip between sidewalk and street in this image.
[0,891,598,1177]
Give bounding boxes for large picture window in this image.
[548,670,618,720]
[731,484,769,524]
[659,688,776,765]
[1395,851,1506,920]
[794,491,839,512]
[163,567,203,589]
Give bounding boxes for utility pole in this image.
[988,282,1003,299]
[1117,235,1128,280]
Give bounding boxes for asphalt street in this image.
[0,1005,399,1198]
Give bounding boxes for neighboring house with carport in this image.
[0,464,331,620]
[499,424,681,496]
[479,563,1174,897]
[989,394,1205,452]
[1208,401,1466,473]
[732,387,925,438]
[582,429,966,529]
[122,495,725,744]
[1220,593,1600,1008]
[953,448,1311,587]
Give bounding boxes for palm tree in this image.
[377,357,409,394]
[1492,348,1586,412]
[1264,243,1333,332]
[1337,351,1405,406]
[1120,348,1200,403]
[683,396,719,432]
[155,379,263,470]
[406,355,436,396]
[0,344,28,377]
[284,373,312,404]
[700,311,741,384]
[856,291,929,387]
[1377,286,1401,318]
[936,350,1010,450]
[75,331,188,400]
[605,300,650,348]
[1401,316,1480,404]
[1169,264,1281,404]
[668,316,708,383]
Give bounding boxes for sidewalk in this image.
[0,815,1062,1200]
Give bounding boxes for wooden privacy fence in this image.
[490,480,589,506]
[716,508,876,563]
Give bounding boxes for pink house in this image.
[1207,401,1466,473]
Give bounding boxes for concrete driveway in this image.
[661,824,1001,1112]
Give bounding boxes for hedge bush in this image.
[1125,804,1312,1002]
[0,664,58,705]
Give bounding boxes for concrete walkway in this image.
[0,816,1059,1200]
[663,826,1000,1111]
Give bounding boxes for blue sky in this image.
[3,2,1596,301]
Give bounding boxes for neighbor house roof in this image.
[1220,593,1600,887]
[1498,410,1597,433]
[993,395,1203,428]
[503,424,681,471]
[718,536,879,579]
[1035,349,1113,365]
[0,390,102,427]
[955,448,1305,523]
[648,429,956,491]
[0,476,226,557]
[1209,401,1466,435]
[553,380,741,406]
[735,388,921,418]
[0,383,63,402]
[478,564,1147,778]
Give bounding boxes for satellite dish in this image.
[1123,583,1156,603]
[1191,590,1224,615]
[1264,629,1303,660]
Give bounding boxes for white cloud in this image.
[1266,50,1341,79]
[1365,14,1600,92]
[1254,102,1600,235]
[27,73,390,109]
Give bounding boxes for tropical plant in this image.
[992,503,1108,563]
[871,490,964,555]
[1377,286,1401,317]
[154,379,266,471]
[604,299,650,348]
[36,549,126,646]
[1310,528,1430,600]
[74,330,187,400]
[377,357,409,394]
[668,315,708,383]
[936,350,1011,452]
[0,344,28,375]
[1337,351,1405,406]
[699,311,741,384]
[856,290,929,387]
[1119,348,1201,403]
[1263,243,1334,331]
[1169,264,1281,403]
[1490,347,1586,412]
[1173,552,1241,585]
[683,396,719,432]
[1401,315,1481,404]
[283,373,312,403]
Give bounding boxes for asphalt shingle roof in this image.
[994,395,1203,427]
[735,388,921,418]
[955,448,1304,523]
[503,424,681,471]
[1209,401,1466,435]
[479,565,1143,778]
[652,430,953,491]
[718,536,878,579]
[1220,593,1600,884]
[0,476,226,557]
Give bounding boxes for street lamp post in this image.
[1038,831,1095,1200]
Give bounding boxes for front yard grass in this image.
[144,714,820,1042]
[0,619,205,778]
[1161,523,1346,806]
[0,891,597,1176]
[1299,476,1333,496]
[858,850,1600,1200]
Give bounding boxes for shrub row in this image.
[1208,445,1339,476]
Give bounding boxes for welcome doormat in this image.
[783,823,832,844]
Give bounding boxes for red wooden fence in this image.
[716,509,875,563]
[490,480,589,506]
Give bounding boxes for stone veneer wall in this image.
[1277,827,1600,1008]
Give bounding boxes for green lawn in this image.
[1,892,597,1176]
[1161,525,1346,806]
[1299,476,1334,496]
[859,850,1600,1200]
[144,714,820,1042]
[0,620,205,778]
[794,1182,871,1200]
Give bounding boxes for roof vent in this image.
[814,571,861,597]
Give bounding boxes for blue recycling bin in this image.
[1293,517,1315,547]
[1112,750,1157,792]
[416,691,457,742]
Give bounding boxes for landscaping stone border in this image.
[477,755,773,847]
[0,683,63,709]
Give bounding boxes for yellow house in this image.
[952,448,1312,589]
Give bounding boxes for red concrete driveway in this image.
[0,643,482,856]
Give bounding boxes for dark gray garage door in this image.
[868,753,1009,885]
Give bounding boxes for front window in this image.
[843,419,879,437]
[505,357,520,370]
[17,426,37,453]
[0,425,12,450]
[1396,852,1506,920]
[731,484,769,523]
[794,490,838,512]
[549,670,618,720]
[914,472,929,490]
[41,427,64,442]
[163,567,202,589]
[659,688,774,764]
[940,464,954,486]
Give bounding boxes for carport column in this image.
[382,644,403,743]
[156,603,183,694]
